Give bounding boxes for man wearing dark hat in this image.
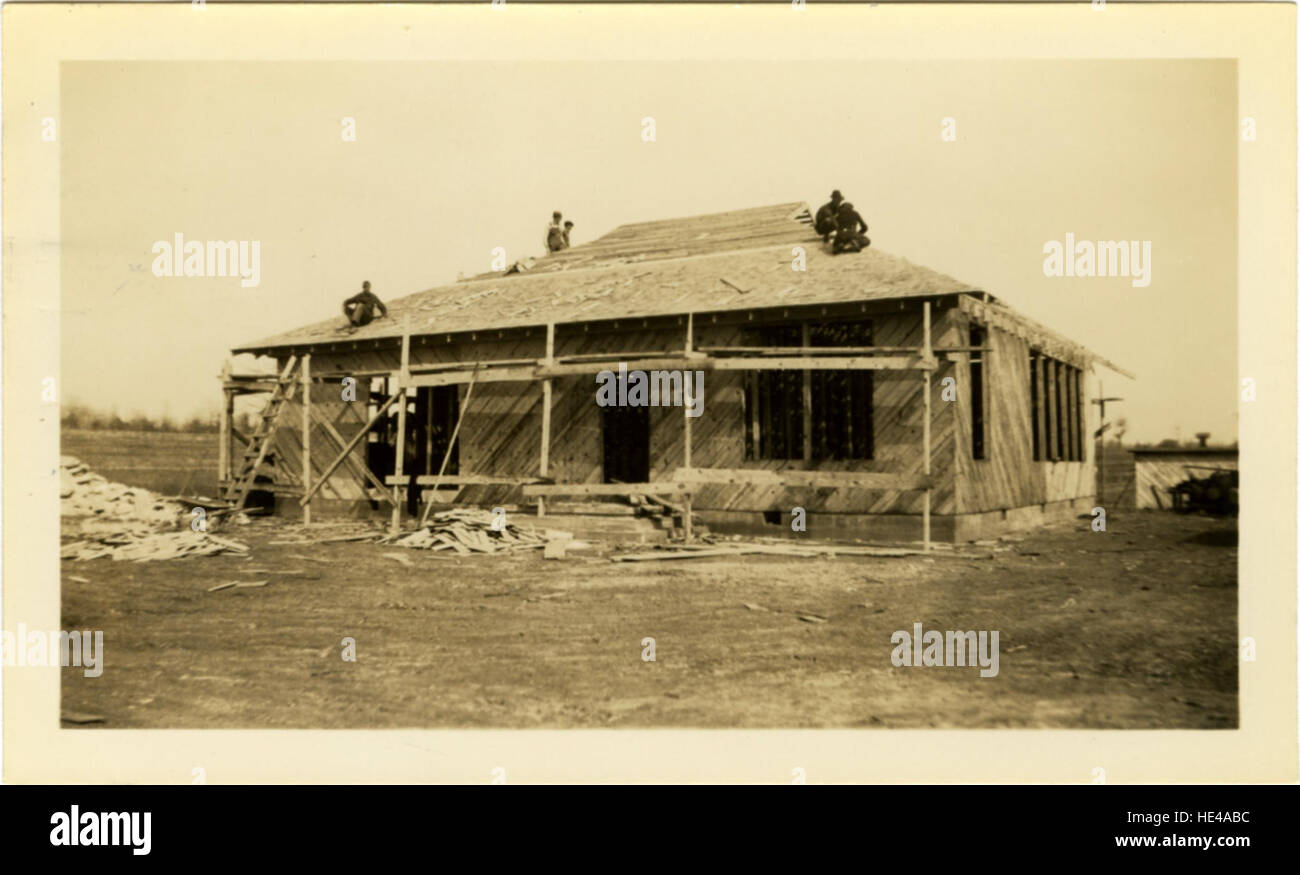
[562,220,575,249]
[815,190,844,242]
[832,202,871,254]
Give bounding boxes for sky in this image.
[60,59,1237,443]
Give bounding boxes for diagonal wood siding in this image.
[952,317,1096,514]
[263,298,1104,519]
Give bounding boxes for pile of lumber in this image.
[61,527,250,562]
[385,509,564,555]
[60,455,182,528]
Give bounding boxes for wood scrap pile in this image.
[60,527,250,562]
[60,455,183,528]
[384,509,568,555]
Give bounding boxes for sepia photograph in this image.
[2,3,1294,792]
[53,56,1238,730]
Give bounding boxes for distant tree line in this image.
[61,404,258,434]
[1132,438,1239,451]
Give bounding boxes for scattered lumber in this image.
[383,508,570,556]
[61,528,251,562]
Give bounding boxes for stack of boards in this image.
[386,509,569,555]
[60,455,182,528]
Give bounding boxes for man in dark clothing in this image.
[832,202,871,254]
[342,281,388,328]
[815,190,844,241]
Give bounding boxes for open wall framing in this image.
[223,292,1111,544]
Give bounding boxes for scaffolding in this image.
[233,301,946,549]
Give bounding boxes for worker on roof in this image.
[342,281,388,330]
[832,202,871,255]
[546,211,566,253]
[562,220,574,249]
[815,190,844,242]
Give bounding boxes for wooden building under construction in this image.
[221,203,1128,544]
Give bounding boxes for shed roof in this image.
[233,202,977,353]
[1129,447,1239,457]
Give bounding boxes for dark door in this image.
[603,406,650,484]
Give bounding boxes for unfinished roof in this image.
[234,202,977,353]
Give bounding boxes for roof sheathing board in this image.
[234,241,974,354]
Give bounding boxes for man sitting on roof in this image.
[546,211,566,253]
[562,220,574,249]
[832,202,871,254]
[342,281,388,329]
[815,190,844,242]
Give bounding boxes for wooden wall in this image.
[951,316,1096,514]
[264,296,1102,519]
[271,380,373,501]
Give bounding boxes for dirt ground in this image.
[60,509,1237,729]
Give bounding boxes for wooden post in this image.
[922,301,932,552]
[302,354,312,525]
[683,313,694,541]
[539,323,555,518]
[218,361,232,498]
[1097,378,1106,503]
[390,335,410,533]
[683,313,694,470]
[801,322,812,461]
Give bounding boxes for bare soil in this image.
[61,510,1237,729]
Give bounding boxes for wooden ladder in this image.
[228,356,299,510]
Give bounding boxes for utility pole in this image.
[1092,380,1124,503]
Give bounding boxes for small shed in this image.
[1131,447,1239,510]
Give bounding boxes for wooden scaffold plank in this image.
[302,354,312,525]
